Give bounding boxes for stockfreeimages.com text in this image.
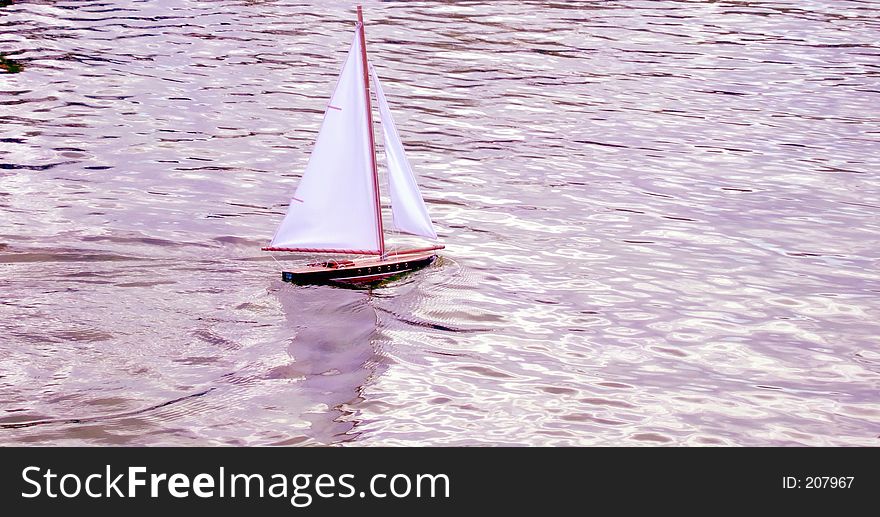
[21,466,450,507]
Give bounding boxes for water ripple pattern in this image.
[1,0,879,445]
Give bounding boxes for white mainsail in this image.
[269,27,381,253]
[371,68,438,240]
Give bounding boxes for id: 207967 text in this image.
[782,476,854,488]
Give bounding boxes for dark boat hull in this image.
[281,250,437,285]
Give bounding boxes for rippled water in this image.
[2,0,879,446]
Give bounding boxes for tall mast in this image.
[357,5,385,257]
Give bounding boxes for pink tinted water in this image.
[1,1,879,445]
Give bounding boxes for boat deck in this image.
[281,248,438,285]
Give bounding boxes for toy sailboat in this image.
[262,6,443,285]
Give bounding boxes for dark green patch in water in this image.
[0,54,23,73]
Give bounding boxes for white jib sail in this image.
[269,27,380,252]
[371,68,438,240]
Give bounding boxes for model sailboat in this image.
[262,6,443,284]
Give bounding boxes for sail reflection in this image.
[273,283,384,444]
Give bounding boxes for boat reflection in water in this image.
[272,281,385,444]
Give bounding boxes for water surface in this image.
[1,0,879,445]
